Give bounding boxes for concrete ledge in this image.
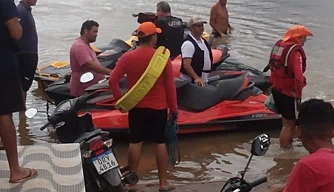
[0,143,85,192]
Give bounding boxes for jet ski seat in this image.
[175,77,246,112]
[97,39,132,70]
[99,38,131,54]
[85,76,128,92]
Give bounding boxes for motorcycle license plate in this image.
[92,150,119,175]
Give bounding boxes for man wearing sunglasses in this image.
[179,16,213,86]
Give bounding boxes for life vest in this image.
[269,40,306,75]
[155,16,184,58]
[268,39,307,94]
[180,35,213,78]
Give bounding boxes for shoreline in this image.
[135,181,269,192]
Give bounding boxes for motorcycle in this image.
[25,74,139,192]
[221,133,270,192]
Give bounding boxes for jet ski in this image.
[55,72,281,134]
[44,45,270,105]
[34,12,212,88]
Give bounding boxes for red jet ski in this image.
[71,72,281,134]
[44,45,270,105]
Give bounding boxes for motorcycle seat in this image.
[74,129,102,144]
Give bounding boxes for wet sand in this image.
[137,181,269,192]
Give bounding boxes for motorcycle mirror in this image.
[80,72,94,83]
[132,13,138,17]
[240,133,271,180]
[251,133,271,156]
[25,108,38,119]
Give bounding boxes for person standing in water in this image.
[154,1,184,59]
[270,99,334,192]
[16,0,39,118]
[209,0,233,47]
[109,22,178,191]
[265,25,313,149]
[69,20,111,97]
[180,16,213,86]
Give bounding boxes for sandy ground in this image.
[135,181,269,192]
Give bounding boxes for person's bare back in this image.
[210,0,233,37]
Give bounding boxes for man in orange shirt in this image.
[265,25,313,149]
[109,22,177,191]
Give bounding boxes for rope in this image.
[165,116,180,165]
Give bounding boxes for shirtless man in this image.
[209,0,233,46]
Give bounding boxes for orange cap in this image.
[137,22,162,37]
[283,25,313,42]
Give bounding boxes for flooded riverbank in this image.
[10,0,334,188]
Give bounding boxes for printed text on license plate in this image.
[92,150,119,175]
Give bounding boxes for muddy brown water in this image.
[10,0,334,188]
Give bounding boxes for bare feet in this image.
[159,182,175,191]
[9,167,38,183]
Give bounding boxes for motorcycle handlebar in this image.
[248,177,267,189]
[40,122,51,131]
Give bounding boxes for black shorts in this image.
[17,53,38,92]
[0,68,25,116]
[128,107,168,144]
[272,88,301,120]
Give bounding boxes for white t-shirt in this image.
[180,34,211,82]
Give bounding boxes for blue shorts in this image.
[0,68,25,115]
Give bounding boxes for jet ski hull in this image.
[79,96,281,134]
[75,75,281,134]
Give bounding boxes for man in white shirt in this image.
[179,16,213,86]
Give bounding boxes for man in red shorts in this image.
[270,99,334,192]
[265,25,313,148]
[109,22,178,191]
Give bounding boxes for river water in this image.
[11,0,334,188]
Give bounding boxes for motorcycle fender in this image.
[102,167,122,187]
